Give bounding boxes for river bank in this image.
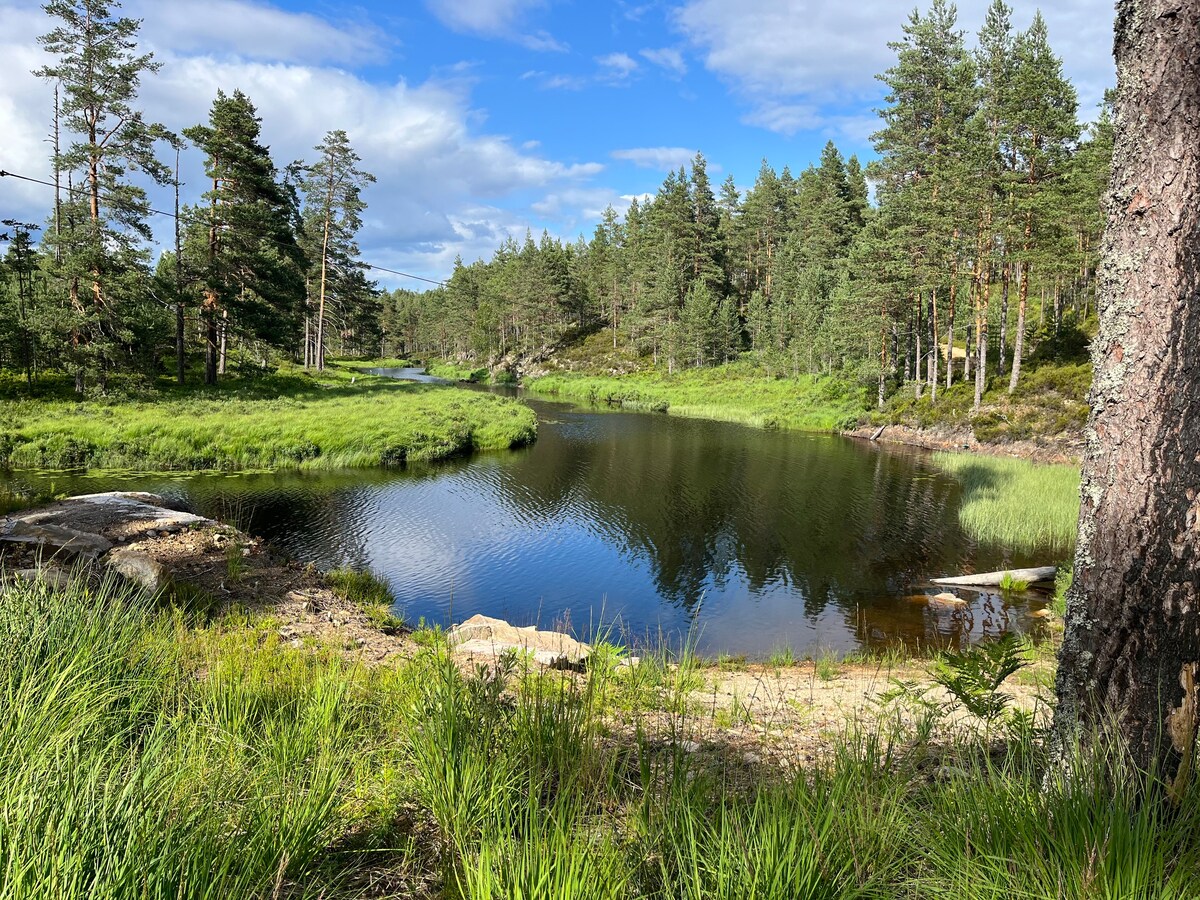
[5,493,1196,899]
[0,365,535,471]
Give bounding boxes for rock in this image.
[677,740,702,754]
[447,614,592,668]
[13,567,72,590]
[933,765,972,783]
[742,751,763,765]
[1030,608,1052,619]
[0,520,113,559]
[928,592,968,607]
[105,550,172,593]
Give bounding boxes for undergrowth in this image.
[3,573,1197,899]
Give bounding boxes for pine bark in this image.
[1053,0,1200,791]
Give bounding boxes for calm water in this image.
[10,375,1052,656]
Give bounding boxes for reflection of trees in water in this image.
[483,412,997,618]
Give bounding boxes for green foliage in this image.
[529,361,867,433]
[0,371,536,471]
[1052,566,1073,618]
[931,634,1027,724]
[4,574,1200,899]
[998,571,1030,592]
[326,567,403,632]
[933,451,1080,551]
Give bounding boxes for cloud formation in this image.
[673,0,1115,137]
[612,146,700,171]
[423,0,566,52]
[0,0,602,285]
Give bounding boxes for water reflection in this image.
[6,392,1051,656]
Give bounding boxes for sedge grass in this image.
[5,572,1200,899]
[527,361,866,433]
[0,370,536,472]
[933,451,1081,552]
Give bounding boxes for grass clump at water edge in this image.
[933,451,1080,553]
[326,566,405,632]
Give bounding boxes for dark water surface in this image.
[14,380,1052,655]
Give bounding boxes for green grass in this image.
[933,452,1081,552]
[326,567,405,632]
[528,359,868,432]
[6,572,1199,899]
[0,368,536,472]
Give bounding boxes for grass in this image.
[6,572,1199,899]
[0,367,536,472]
[998,571,1031,592]
[326,567,405,632]
[528,358,868,432]
[933,451,1081,552]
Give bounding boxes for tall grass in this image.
[5,573,1198,899]
[0,370,536,471]
[527,361,867,432]
[934,452,1081,552]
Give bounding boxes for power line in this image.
[0,167,447,287]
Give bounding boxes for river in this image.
[8,370,1053,656]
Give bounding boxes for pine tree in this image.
[36,0,173,392]
[183,89,305,383]
[1006,12,1079,393]
[301,130,375,370]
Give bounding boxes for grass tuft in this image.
[933,451,1080,552]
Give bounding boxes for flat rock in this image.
[105,549,172,593]
[3,492,210,544]
[447,614,591,667]
[0,520,112,559]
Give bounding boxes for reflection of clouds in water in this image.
[1,397,1054,656]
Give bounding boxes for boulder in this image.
[105,549,172,593]
[928,592,968,607]
[0,520,112,559]
[447,614,592,667]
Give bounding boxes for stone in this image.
[0,520,112,559]
[447,614,592,667]
[13,567,72,590]
[928,592,968,607]
[105,549,172,593]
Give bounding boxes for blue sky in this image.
[0,0,1115,289]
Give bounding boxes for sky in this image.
[0,0,1116,290]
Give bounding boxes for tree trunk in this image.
[174,149,185,385]
[928,289,938,404]
[316,157,335,372]
[975,258,991,411]
[1008,257,1029,393]
[1053,0,1200,793]
[998,261,1010,375]
[218,309,228,376]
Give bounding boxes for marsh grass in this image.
[5,574,1199,899]
[933,452,1081,552]
[0,369,536,472]
[528,361,866,432]
[326,567,405,632]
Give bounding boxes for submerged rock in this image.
[928,592,968,607]
[447,614,592,668]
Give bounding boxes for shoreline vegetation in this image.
[5,550,1197,898]
[0,364,536,472]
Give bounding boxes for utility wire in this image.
[0,167,447,287]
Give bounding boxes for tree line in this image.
[0,0,378,392]
[380,0,1109,406]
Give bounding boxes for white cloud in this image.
[674,0,1115,138]
[595,51,639,84]
[424,0,566,52]
[639,47,687,78]
[612,146,699,170]
[0,0,604,286]
[131,0,386,65]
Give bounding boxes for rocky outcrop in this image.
[447,614,592,668]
